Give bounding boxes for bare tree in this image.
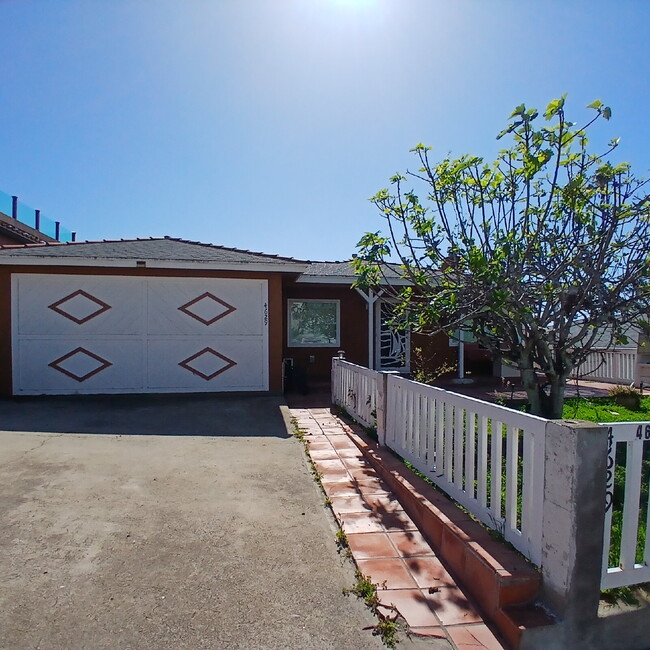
[354,97,650,418]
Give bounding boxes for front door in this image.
[375,300,410,372]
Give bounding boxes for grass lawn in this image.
[563,395,650,423]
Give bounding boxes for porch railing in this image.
[575,349,637,384]
[601,421,650,589]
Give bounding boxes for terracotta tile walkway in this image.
[291,406,506,650]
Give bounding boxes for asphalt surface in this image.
[0,396,443,650]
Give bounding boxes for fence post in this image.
[376,371,399,447]
[539,419,609,624]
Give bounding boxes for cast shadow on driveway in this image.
[0,393,291,438]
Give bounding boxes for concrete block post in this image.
[539,419,609,623]
[376,371,399,447]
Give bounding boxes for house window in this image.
[288,299,340,347]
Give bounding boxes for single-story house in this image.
[0,237,463,396]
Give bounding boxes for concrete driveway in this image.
[0,395,388,650]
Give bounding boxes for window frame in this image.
[287,298,341,348]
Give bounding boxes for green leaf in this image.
[510,104,526,118]
[587,99,603,110]
[602,106,612,120]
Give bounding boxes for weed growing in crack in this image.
[335,528,351,557]
[344,570,380,608]
[343,571,403,648]
[373,617,400,649]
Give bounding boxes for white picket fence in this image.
[576,349,637,384]
[331,359,546,566]
[331,359,378,429]
[331,359,650,590]
[601,421,650,589]
[384,374,547,565]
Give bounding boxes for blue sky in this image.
[1,0,649,261]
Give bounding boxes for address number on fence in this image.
[635,424,650,440]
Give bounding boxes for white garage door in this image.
[11,274,269,395]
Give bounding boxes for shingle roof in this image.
[0,236,308,266]
[299,260,407,281]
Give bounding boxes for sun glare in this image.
[330,0,374,9]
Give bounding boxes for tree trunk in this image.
[520,367,542,416]
[520,367,567,419]
[539,375,566,420]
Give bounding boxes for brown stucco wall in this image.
[410,331,458,379]
[0,265,293,396]
[283,283,369,384]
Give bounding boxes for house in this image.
[0,210,57,246]
[0,191,75,245]
[0,237,462,397]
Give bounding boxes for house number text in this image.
[605,427,614,513]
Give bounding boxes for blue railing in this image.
[0,190,75,242]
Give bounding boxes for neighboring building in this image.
[0,211,57,245]
[0,191,75,245]
[0,238,461,396]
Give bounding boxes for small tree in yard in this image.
[354,97,650,418]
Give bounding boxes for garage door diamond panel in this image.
[178,347,237,380]
[178,293,236,326]
[16,275,145,336]
[147,278,264,336]
[48,290,112,325]
[48,347,114,382]
[147,338,266,390]
[17,339,145,392]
